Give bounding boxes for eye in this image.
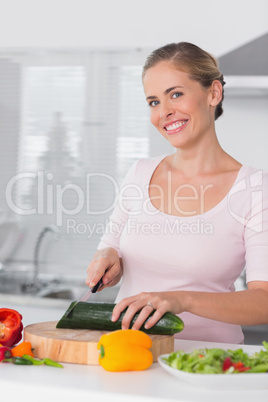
[172,92,183,99]
[148,100,159,107]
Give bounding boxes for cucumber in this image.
[56,301,184,335]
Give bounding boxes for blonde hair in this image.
[142,42,225,120]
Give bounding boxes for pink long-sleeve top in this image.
[98,155,268,343]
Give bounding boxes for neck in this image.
[171,134,226,177]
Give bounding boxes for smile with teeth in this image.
[165,120,188,131]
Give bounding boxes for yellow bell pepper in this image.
[98,329,153,372]
[97,329,152,349]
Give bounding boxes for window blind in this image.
[0,48,172,276]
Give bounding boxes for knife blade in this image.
[65,278,103,317]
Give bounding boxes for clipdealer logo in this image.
[5,171,120,226]
[65,217,214,238]
[5,169,265,234]
[227,170,263,232]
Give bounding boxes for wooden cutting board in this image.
[24,321,174,365]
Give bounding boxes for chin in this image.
[166,137,188,149]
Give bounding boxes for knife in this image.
[65,278,103,317]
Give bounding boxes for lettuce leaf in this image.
[163,341,268,374]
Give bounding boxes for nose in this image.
[159,101,174,119]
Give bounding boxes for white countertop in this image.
[1,296,268,402]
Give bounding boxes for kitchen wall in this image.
[217,95,268,171]
[0,0,267,55]
[0,0,267,171]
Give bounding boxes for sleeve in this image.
[97,159,140,258]
[245,170,268,283]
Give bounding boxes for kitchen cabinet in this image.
[224,75,268,97]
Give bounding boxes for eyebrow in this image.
[146,86,184,100]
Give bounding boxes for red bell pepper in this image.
[222,357,232,371]
[223,357,251,373]
[232,361,251,372]
[0,308,23,347]
[0,346,12,361]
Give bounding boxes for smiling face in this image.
[143,61,220,151]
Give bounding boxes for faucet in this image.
[33,225,60,288]
[21,225,60,294]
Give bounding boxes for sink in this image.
[0,265,118,302]
[36,284,118,302]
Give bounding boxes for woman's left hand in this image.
[111,292,181,330]
[112,284,268,330]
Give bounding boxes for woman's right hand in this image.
[86,247,122,291]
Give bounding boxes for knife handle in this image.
[91,278,103,293]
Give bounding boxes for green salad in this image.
[163,341,268,374]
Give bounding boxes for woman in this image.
[86,42,268,343]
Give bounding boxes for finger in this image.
[111,296,137,323]
[85,261,97,285]
[86,261,93,274]
[101,262,121,286]
[120,302,142,330]
[119,295,152,329]
[132,304,156,330]
[86,259,107,287]
[144,310,164,329]
[86,249,109,277]
[96,277,114,291]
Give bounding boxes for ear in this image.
[209,80,222,106]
